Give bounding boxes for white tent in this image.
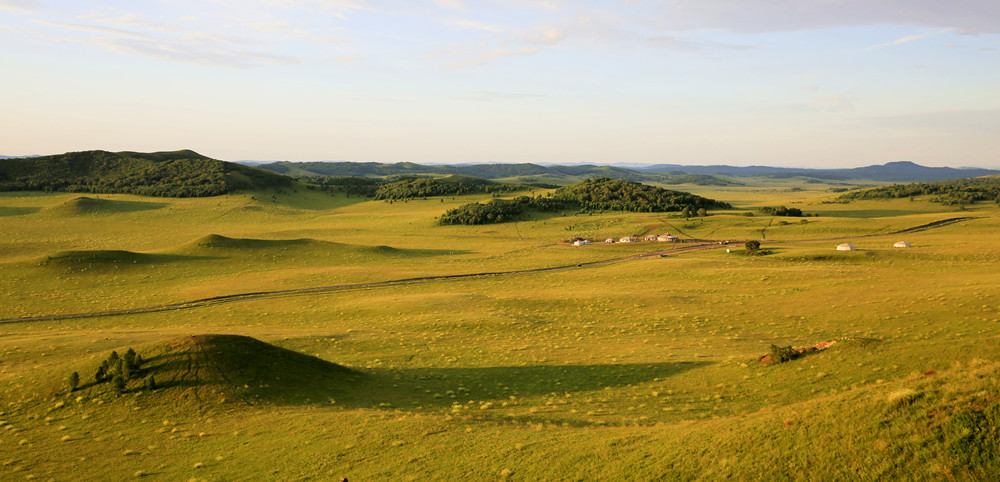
[836,243,855,251]
[893,241,912,248]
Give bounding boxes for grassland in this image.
[1,178,998,480]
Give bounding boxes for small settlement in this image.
[572,234,681,246]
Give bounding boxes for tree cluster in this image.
[437,178,731,225]
[75,347,155,394]
[758,206,804,217]
[438,196,574,225]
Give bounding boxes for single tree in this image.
[745,240,761,252]
[68,371,80,391]
[112,375,126,393]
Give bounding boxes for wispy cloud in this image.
[433,0,467,11]
[864,32,937,50]
[507,26,566,45]
[448,47,540,67]
[33,20,155,40]
[80,12,181,32]
[0,0,41,13]
[442,17,503,32]
[89,36,299,68]
[644,35,752,52]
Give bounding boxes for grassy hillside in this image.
[0,179,998,479]
[0,150,291,197]
[837,175,1000,206]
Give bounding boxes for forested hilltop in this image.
[0,150,291,197]
[439,177,731,225]
[837,176,1000,206]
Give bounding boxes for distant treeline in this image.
[258,161,739,186]
[836,176,1000,206]
[0,150,291,197]
[310,175,529,200]
[439,177,731,225]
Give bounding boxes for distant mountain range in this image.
[632,161,999,182]
[251,160,998,183]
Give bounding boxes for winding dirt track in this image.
[0,242,734,325]
[0,215,977,325]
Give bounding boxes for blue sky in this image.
[1,0,998,167]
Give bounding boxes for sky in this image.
[1,0,998,168]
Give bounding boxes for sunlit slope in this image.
[1,179,998,478]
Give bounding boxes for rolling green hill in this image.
[0,150,292,197]
[837,175,1000,206]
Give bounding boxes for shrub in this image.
[745,240,761,252]
[769,344,798,363]
[143,375,157,391]
[887,388,921,408]
[68,372,80,391]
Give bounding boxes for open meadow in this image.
[1,180,999,480]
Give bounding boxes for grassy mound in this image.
[43,196,166,215]
[183,234,315,250]
[62,335,356,406]
[174,234,415,257]
[144,335,356,404]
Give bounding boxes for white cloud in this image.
[80,12,182,32]
[644,35,751,52]
[864,32,937,50]
[433,0,466,11]
[648,0,1000,34]
[33,20,154,40]
[0,0,40,13]
[442,18,503,32]
[508,26,566,45]
[88,36,299,68]
[448,47,540,67]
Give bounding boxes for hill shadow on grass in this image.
[37,250,220,270]
[68,336,707,414]
[339,361,711,411]
[0,206,41,216]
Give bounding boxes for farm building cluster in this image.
[572,234,681,246]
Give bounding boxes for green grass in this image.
[1,184,998,479]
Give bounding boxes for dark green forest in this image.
[438,177,731,225]
[372,176,523,201]
[307,175,527,200]
[0,150,291,197]
[836,176,1000,206]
